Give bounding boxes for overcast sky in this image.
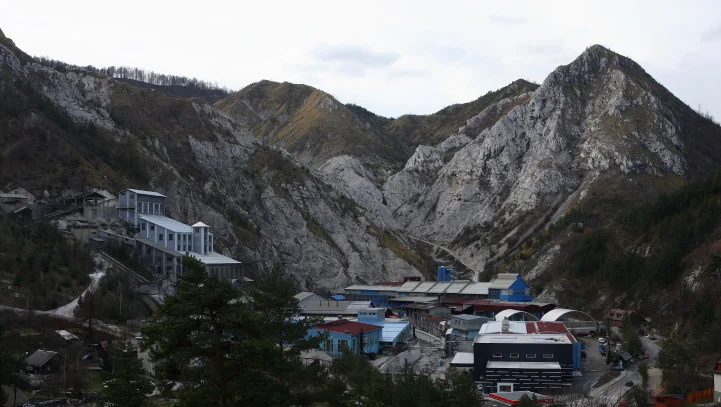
[2,0,720,118]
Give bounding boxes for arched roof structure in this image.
[495,309,539,321]
[540,308,595,322]
[540,308,597,335]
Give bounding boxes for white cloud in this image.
[0,0,719,118]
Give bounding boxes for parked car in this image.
[611,365,624,371]
[599,337,607,344]
[625,381,634,387]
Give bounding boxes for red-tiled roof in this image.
[315,319,382,335]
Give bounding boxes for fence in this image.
[684,388,713,402]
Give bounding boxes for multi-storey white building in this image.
[118,188,241,283]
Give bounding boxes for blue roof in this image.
[368,320,410,344]
[330,295,345,301]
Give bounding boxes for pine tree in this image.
[102,341,153,407]
[141,256,242,407]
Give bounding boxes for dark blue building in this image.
[488,273,533,302]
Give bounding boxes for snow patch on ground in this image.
[49,253,106,318]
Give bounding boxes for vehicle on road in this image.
[599,337,607,344]
[611,365,625,371]
[625,381,634,387]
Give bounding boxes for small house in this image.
[25,350,64,374]
[307,319,382,358]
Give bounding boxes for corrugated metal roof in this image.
[375,321,410,343]
[427,282,452,293]
[124,188,166,197]
[396,281,421,291]
[344,285,399,292]
[139,214,192,233]
[459,282,491,295]
[445,282,470,293]
[412,282,437,293]
[489,273,519,289]
[188,252,241,265]
[26,350,60,367]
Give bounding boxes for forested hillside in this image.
[505,167,721,357]
[0,216,94,309]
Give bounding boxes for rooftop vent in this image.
[502,318,510,332]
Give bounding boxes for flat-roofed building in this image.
[473,320,579,393]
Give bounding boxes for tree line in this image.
[33,57,231,94]
[109,258,483,407]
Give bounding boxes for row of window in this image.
[491,353,554,359]
[138,201,164,216]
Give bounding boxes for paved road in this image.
[641,336,662,363]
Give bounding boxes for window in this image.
[130,193,135,200]
[159,234,164,241]
[543,354,553,359]
[141,223,146,231]
[194,228,199,233]
[168,233,174,241]
[150,225,155,231]
[510,353,519,359]
[526,353,537,359]
[492,353,502,358]
[142,202,148,214]
[153,203,159,214]
[324,339,333,353]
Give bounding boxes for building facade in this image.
[473,321,578,393]
[307,319,382,358]
[120,188,241,286]
[118,189,167,226]
[488,274,533,302]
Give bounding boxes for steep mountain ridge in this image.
[216,80,410,173]
[3,30,721,302]
[378,45,721,278]
[0,35,422,291]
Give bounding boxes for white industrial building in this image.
[119,189,241,283]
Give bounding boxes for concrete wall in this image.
[380,348,422,374]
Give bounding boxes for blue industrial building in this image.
[437,266,455,282]
[307,319,382,358]
[488,273,533,302]
[357,308,412,347]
